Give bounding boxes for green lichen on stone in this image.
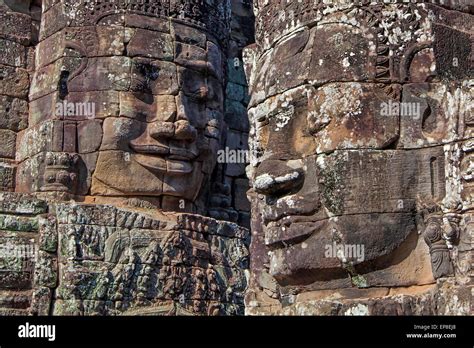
[343,262,369,289]
[40,236,57,254]
[320,158,344,215]
[0,165,14,190]
[0,214,39,232]
[351,275,369,289]
[0,194,48,215]
[38,216,58,253]
[53,299,82,316]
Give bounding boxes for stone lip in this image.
[130,143,198,175]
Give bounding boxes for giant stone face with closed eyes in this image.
[21,0,227,210]
[0,0,252,316]
[245,0,473,315]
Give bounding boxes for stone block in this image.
[0,129,16,158]
[0,96,28,131]
[0,65,29,98]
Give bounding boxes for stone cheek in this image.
[246,2,473,314]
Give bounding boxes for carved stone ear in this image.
[40,152,80,194]
[423,226,452,279]
[242,44,258,88]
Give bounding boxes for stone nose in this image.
[149,120,197,142]
[174,120,197,141]
[254,160,304,197]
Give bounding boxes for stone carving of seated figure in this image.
[245,0,473,315]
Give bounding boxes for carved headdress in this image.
[59,0,231,42]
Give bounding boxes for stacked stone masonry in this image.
[0,0,472,316]
[245,0,472,315]
[0,0,253,316]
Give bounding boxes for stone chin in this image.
[265,213,416,285]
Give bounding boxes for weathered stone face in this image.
[0,0,253,317]
[246,1,473,312]
[19,0,228,206]
[90,35,224,201]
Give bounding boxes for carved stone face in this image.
[247,2,473,292]
[22,12,225,204]
[91,30,224,201]
[250,83,446,289]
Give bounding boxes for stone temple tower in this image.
[244,0,473,315]
[0,0,254,316]
[0,0,471,317]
